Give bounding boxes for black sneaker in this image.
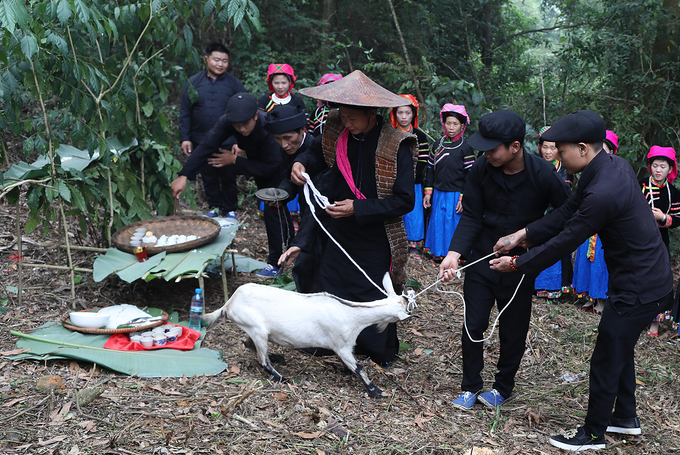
[607,416,641,435]
[549,427,605,451]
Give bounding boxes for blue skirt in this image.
[259,195,300,215]
[534,260,562,291]
[572,236,609,299]
[424,189,462,257]
[403,183,424,241]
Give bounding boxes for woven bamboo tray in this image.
[111,216,221,255]
[62,309,169,334]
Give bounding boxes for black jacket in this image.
[179,111,281,189]
[178,71,245,145]
[424,137,476,192]
[449,149,570,282]
[520,151,673,305]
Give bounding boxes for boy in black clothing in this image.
[491,110,673,451]
[172,93,290,276]
[439,110,569,411]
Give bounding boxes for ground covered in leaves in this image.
[1,181,680,455]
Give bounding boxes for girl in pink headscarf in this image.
[310,73,342,136]
[258,63,308,115]
[640,145,680,336]
[422,104,476,261]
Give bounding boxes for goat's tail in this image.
[201,307,224,330]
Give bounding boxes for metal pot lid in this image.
[255,188,289,201]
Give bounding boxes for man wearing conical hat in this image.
[285,70,417,368]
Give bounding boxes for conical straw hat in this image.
[298,70,411,108]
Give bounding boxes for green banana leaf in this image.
[93,224,244,283]
[7,309,227,378]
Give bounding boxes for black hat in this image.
[541,110,605,143]
[467,110,526,151]
[264,104,308,134]
[225,93,257,124]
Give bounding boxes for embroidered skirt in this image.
[403,183,425,241]
[424,189,462,258]
[572,236,609,299]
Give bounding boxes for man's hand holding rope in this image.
[493,228,530,254]
[439,251,461,282]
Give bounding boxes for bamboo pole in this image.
[107,168,114,248]
[57,245,108,253]
[16,199,22,307]
[21,263,93,273]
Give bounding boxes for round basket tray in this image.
[62,309,169,334]
[111,216,221,255]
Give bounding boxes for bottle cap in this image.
[195,288,202,294]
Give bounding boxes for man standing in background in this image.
[178,42,245,219]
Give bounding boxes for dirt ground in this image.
[1,175,680,455]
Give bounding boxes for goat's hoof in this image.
[268,353,286,364]
[367,386,383,398]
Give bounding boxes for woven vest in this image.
[321,109,417,291]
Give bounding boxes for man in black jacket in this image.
[263,104,323,292]
[172,93,288,276]
[178,43,245,218]
[439,110,569,411]
[491,110,673,451]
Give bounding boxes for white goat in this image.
[202,272,415,397]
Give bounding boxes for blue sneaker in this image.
[225,211,238,221]
[478,389,505,408]
[256,264,282,277]
[204,208,224,218]
[452,391,476,410]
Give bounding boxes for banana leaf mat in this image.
[7,309,227,378]
[93,223,267,283]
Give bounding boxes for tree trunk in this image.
[320,0,338,74]
[480,1,495,70]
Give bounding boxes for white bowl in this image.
[69,312,110,329]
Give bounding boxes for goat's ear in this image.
[382,272,396,298]
[397,310,410,320]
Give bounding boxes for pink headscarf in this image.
[316,73,343,107]
[648,146,678,183]
[266,63,297,93]
[605,130,618,154]
[440,104,469,141]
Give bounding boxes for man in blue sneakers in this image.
[439,110,569,411]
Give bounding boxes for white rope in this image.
[436,273,526,343]
[413,250,526,343]
[302,172,388,297]
[413,250,498,298]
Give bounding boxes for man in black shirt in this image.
[172,93,289,276]
[178,43,245,218]
[439,110,569,411]
[491,110,673,451]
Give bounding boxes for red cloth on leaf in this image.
[103,324,201,351]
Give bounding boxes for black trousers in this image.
[584,292,672,436]
[461,269,535,399]
[263,203,294,266]
[202,163,238,212]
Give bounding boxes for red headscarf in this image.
[389,94,419,131]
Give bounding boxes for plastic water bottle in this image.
[188,288,203,331]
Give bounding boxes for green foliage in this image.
[0,0,260,241]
